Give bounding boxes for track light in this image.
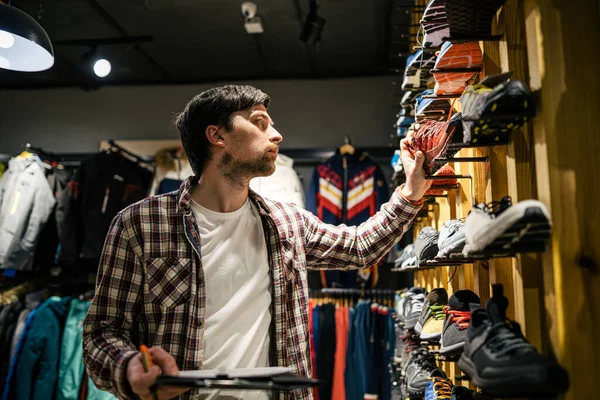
[93,58,111,78]
[299,0,326,46]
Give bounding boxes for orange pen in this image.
[140,345,159,400]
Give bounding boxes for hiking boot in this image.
[406,347,438,396]
[460,73,535,144]
[439,290,480,355]
[425,369,453,400]
[462,196,552,257]
[458,284,569,397]
[436,218,466,259]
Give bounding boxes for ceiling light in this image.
[299,0,326,46]
[93,59,111,78]
[0,3,54,72]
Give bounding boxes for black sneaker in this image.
[440,290,480,355]
[446,0,507,39]
[405,347,437,396]
[458,284,569,397]
[451,386,476,399]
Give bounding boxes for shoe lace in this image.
[414,348,437,372]
[443,306,471,329]
[487,320,535,356]
[429,304,446,320]
[411,294,426,315]
[427,376,453,399]
[478,196,512,217]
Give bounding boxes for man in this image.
[83,85,431,400]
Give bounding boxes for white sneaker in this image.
[462,196,552,256]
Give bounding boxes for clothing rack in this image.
[309,288,396,298]
[106,139,154,163]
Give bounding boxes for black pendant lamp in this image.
[0,2,54,72]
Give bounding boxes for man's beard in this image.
[219,151,275,188]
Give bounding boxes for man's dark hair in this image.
[175,85,271,176]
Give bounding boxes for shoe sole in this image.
[414,320,424,334]
[458,354,569,397]
[433,42,483,95]
[439,340,465,355]
[464,201,551,256]
[419,331,442,342]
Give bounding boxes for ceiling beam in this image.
[84,0,171,80]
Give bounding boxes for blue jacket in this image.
[307,151,389,288]
[15,296,71,400]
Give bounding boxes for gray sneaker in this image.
[404,290,427,330]
[436,219,466,259]
[405,347,437,396]
[439,290,480,355]
[414,226,440,266]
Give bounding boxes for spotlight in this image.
[299,0,326,46]
[93,59,111,78]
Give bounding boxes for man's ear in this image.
[206,125,226,148]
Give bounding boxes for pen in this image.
[140,345,159,400]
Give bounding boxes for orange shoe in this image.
[433,41,483,95]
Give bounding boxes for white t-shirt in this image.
[191,198,271,400]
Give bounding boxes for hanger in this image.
[339,135,355,155]
[107,139,153,164]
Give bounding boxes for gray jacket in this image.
[0,157,56,270]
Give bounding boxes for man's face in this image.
[218,105,283,183]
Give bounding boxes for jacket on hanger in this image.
[307,150,389,288]
[14,296,71,400]
[34,168,73,269]
[149,158,193,196]
[56,152,151,264]
[249,153,306,207]
[0,157,56,270]
[0,298,24,391]
[57,299,91,400]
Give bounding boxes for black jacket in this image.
[56,152,152,264]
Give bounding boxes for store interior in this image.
[0,1,598,400]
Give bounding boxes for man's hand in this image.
[399,137,432,201]
[127,347,189,400]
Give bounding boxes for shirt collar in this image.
[178,175,272,216]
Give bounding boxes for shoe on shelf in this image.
[425,369,453,400]
[421,0,449,49]
[439,290,480,355]
[436,218,465,259]
[433,41,483,95]
[446,0,507,39]
[414,226,441,267]
[458,284,570,398]
[451,386,476,400]
[416,90,453,121]
[402,51,437,91]
[462,196,552,257]
[460,72,535,144]
[425,164,459,197]
[400,329,423,374]
[394,244,415,270]
[404,289,428,331]
[406,347,438,396]
[415,288,448,341]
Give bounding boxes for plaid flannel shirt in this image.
[82,176,422,400]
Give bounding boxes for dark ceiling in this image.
[0,0,414,90]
